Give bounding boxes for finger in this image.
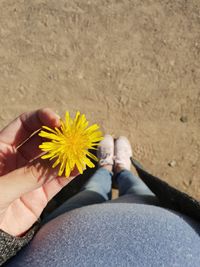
[0,159,58,207]
[17,132,46,164]
[19,173,78,220]
[0,159,79,208]
[42,167,79,201]
[0,108,60,148]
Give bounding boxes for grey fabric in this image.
[108,193,160,206]
[6,204,200,267]
[0,222,39,266]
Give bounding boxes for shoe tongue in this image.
[117,151,128,159]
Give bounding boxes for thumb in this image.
[0,160,58,208]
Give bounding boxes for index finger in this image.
[0,108,60,147]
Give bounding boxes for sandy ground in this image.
[0,0,199,199]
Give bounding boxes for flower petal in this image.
[39,111,102,177]
[86,151,98,162]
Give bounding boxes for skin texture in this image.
[0,108,79,236]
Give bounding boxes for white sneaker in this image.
[97,134,114,166]
[114,136,132,171]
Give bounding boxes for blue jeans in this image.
[43,168,157,224]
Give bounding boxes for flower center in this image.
[65,132,87,155]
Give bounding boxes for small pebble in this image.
[107,72,111,77]
[180,116,188,123]
[168,160,177,168]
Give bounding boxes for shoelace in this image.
[99,152,114,165]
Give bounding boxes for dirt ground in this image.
[0,0,199,199]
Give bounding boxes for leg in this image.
[42,168,112,224]
[110,169,158,205]
[82,168,112,200]
[113,136,158,205]
[116,169,155,196]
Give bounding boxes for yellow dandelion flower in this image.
[39,111,103,177]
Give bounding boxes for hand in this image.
[0,108,78,236]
